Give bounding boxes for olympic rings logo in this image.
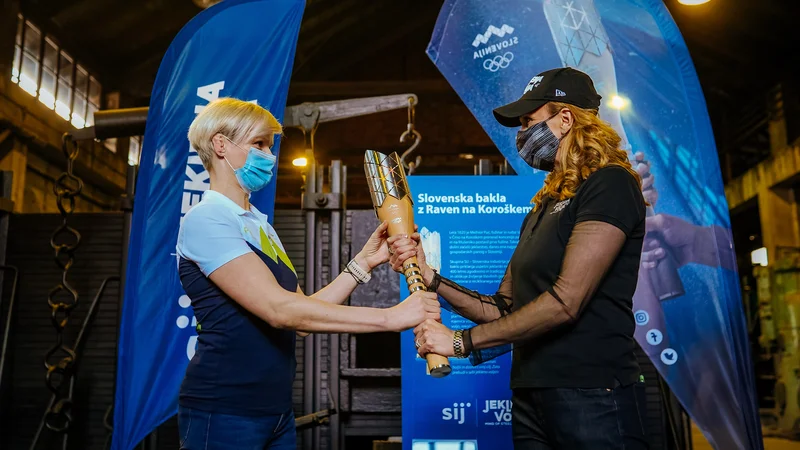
[483,52,514,72]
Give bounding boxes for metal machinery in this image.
[755,247,800,437]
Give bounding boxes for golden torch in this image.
[364,150,452,378]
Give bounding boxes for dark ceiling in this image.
[16,0,800,187]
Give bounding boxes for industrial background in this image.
[0,0,799,449]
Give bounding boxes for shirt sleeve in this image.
[176,204,253,276]
[467,221,628,350]
[435,262,514,323]
[575,166,646,236]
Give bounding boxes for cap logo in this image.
[524,76,543,94]
[555,89,566,97]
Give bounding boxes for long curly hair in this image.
[531,102,642,210]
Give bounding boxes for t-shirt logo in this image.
[259,227,296,275]
[551,199,570,214]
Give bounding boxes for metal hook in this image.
[399,128,422,175]
[399,97,422,174]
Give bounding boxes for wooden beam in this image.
[297,0,361,38]
[287,80,454,98]
[79,3,158,42]
[98,2,197,55]
[107,31,178,77]
[0,0,19,96]
[0,83,127,194]
[293,0,383,74]
[22,0,71,19]
[0,129,11,147]
[725,145,800,211]
[19,3,112,84]
[50,0,118,28]
[313,4,437,80]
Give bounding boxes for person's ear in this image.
[559,108,574,136]
[211,133,226,157]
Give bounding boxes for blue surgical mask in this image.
[223,137,276,194]
[516,112,561,172]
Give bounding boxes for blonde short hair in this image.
[188,97,283,170]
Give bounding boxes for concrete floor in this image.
[691,423,800,450]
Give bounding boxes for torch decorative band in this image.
[364,150,412,209]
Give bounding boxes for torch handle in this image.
[399,254,452,378]
[367,168,451,378]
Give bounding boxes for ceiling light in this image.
[677,0,711,5]
[292,157,308,167]
[193,0,224,8]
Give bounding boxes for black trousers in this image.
[511,381,649,450]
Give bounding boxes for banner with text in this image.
[111,1,304,449]
[401,175,544,450]
[427,0,761,448]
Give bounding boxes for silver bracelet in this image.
[345,258,371,285]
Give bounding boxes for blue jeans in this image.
[178,406,296,450]
[511,381,649,449]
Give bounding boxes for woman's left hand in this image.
[356,221,390,271]
[414,319,456,357]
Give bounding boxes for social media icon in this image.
[660,348,678,365]
[634,310,649,326]
[646,329,663,346]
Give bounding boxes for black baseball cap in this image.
[493,67,602,127]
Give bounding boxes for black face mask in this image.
[516,112,561,172]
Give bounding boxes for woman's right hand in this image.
[387,291,440,331]
[387,230,433,282]
[633,151,658,206]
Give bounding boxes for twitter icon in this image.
[660,348,678,365]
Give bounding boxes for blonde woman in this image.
[176,98,439,449]
[390,68,649,449]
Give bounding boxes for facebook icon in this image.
[646,329,663,346]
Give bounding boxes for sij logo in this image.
[176,294,198,360]
[442,402,472,425]
[482,399,513,423]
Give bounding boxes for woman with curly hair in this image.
[390,68,649,449]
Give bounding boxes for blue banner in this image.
[427,1,761,448]
[401,175,544,450]
[111,1,304,448]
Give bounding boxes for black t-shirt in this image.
[509,165,646,389]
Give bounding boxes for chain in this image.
[43,133,84,433]
[399,96,422,174]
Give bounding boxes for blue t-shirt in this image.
[175,190,298,416]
